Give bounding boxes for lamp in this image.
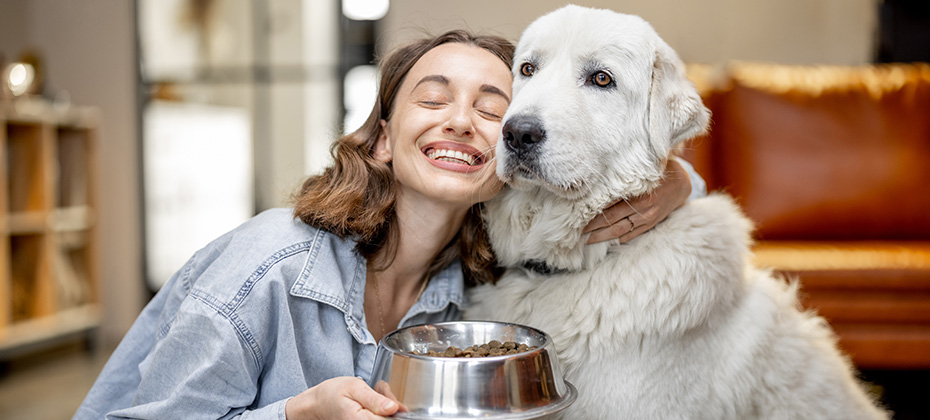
[2,62,36,98]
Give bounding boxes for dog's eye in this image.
[520,63,536,77]
[591,71,612,87]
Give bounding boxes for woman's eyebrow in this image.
[413,74,450,90]
[481,84,511,103]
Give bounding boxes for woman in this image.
[75,30,700,419]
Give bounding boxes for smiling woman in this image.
[74,30,516,420]
[373,43,510,208]
[296,32,514,288]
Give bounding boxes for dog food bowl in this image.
[369,321,577,419]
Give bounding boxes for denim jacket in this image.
[74,209,465,419]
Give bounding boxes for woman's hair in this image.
[294,30,514,286]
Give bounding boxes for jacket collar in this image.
[288,229,465,342]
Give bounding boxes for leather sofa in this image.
[682,62,930,369]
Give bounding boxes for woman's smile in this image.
[422,141,488,173]
[374,42,512,208]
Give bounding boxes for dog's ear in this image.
[647,40,710,158]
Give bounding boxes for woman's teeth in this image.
[427,149,477,166]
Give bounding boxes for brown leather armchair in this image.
[683,62,930,369]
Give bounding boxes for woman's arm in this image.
[101,296,400,420]
[101,296,283,419]
[584,158,705,244]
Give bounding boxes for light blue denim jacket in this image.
[74,209,465,419]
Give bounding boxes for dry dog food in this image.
[414,340,537,358]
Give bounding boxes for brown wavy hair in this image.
[293,30,514,286]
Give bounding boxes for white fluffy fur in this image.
[465,5,888,419]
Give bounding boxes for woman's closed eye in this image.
[477,108,503,120]
[419,100,447,107]
[475,98,507,121]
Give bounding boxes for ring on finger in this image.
[622,216,636,233]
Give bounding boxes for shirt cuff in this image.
[237,397,290,420]
[673,156,707,202]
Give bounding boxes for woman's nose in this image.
[443,104,474,137]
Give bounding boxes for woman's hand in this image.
[584,159,692,244]
[285,377,404,419]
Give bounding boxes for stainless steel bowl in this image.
[369,321,577,419]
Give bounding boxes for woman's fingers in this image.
[348,378,401,417]
[373,380,407,413]
[582,199,632,233]
[587,192,664,244]
[586,210,655,244]
[585,159,692,244]
[285,377,403,420]
[585,218,630,243]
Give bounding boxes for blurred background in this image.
[0,0,927,418]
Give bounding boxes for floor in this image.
[0,342,927,419]
[0,342,112,420]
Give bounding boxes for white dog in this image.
[465,5,889,419]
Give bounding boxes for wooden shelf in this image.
[1,97,100,357]
[0,304,100,359]
[8,211,47,234]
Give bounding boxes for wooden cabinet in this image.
[0,97,100,357]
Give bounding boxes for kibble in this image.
[414,341,536,358]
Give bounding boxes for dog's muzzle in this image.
[502,115,546,155]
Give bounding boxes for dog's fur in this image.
[464,6,889,419]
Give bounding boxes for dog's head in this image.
[485,6,710,271]
[497,5,709,203]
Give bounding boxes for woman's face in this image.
[375,43,512,212]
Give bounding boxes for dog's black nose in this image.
[502,115,546,153]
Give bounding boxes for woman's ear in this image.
[373,119,393,163]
